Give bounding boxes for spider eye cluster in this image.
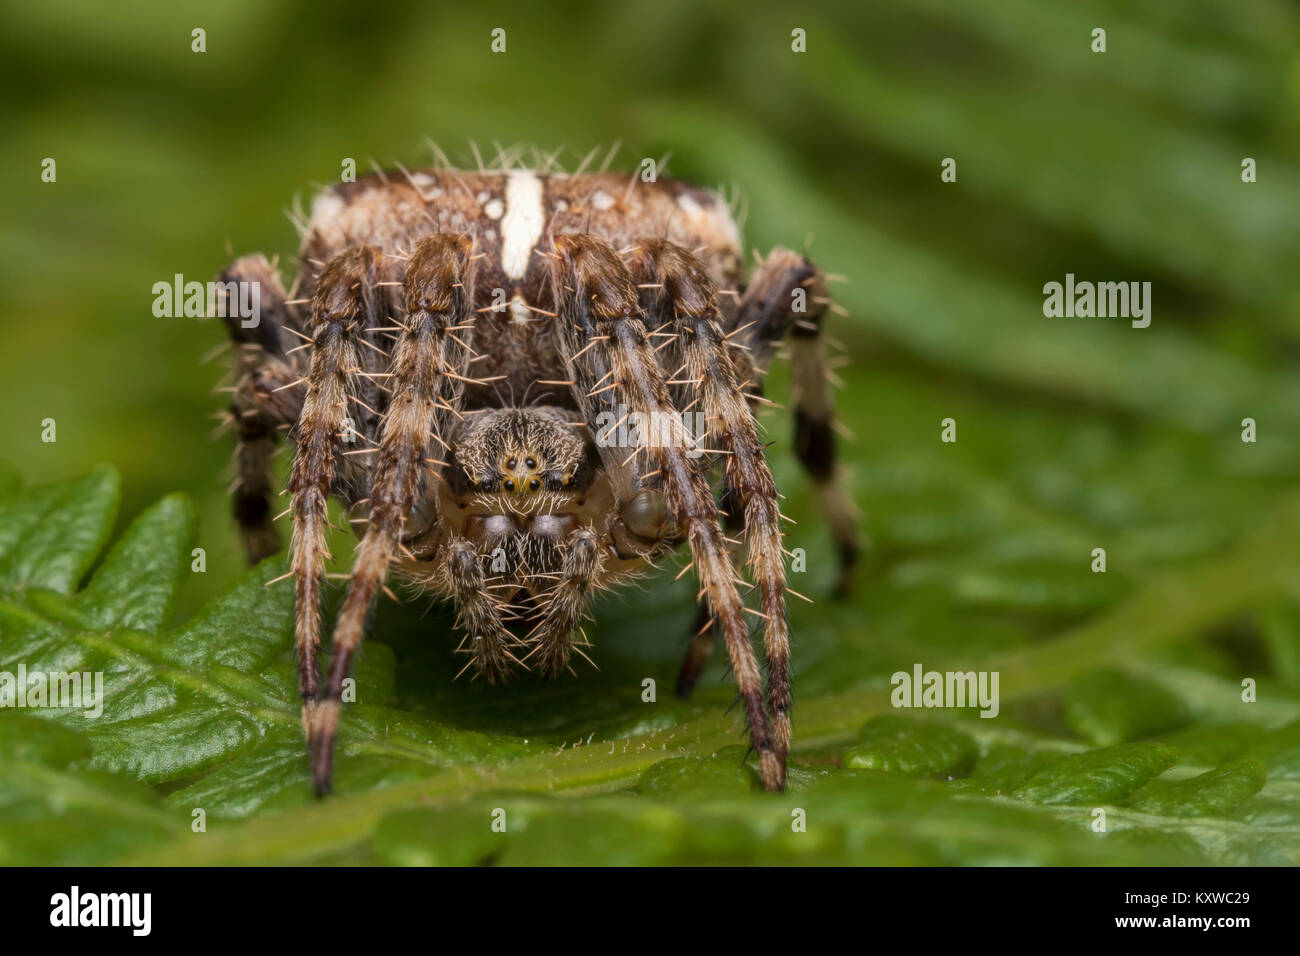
[483,452,574,495]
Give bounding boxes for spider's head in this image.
[452,408,591,508]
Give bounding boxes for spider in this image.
[216,158,857,794]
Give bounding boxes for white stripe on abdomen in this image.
[501,170,546,280]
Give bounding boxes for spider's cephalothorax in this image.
[218,163,857,793]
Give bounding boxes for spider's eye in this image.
[529,478,540,491]
[525,457,537,469]
[506,457,517,470]
[504,479,515,492]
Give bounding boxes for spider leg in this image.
[677,601,716,698]
[231,412,283,562]
[525,526,602,677]
[549,234,783,791]
[629,238,795,769]
[735,248,859,597]
[289,246,383,735]
[675,482,742,698]
[443,536,521,683]
[218,255,305,562]
[308,236,476,794]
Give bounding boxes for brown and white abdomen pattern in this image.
[295,169,744,409]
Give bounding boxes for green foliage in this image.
[2,0,1300,865]
[2,466,1299,865]
[1012,743,1179,806]
[844,716,977,776]
[1065,669,1190,746]
[1128,760,1267,818]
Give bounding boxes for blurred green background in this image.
[3,0,1300,864]
[3,0,1298,611]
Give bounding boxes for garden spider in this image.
[218,158,856,794]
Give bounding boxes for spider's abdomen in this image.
[296,169,744,409]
